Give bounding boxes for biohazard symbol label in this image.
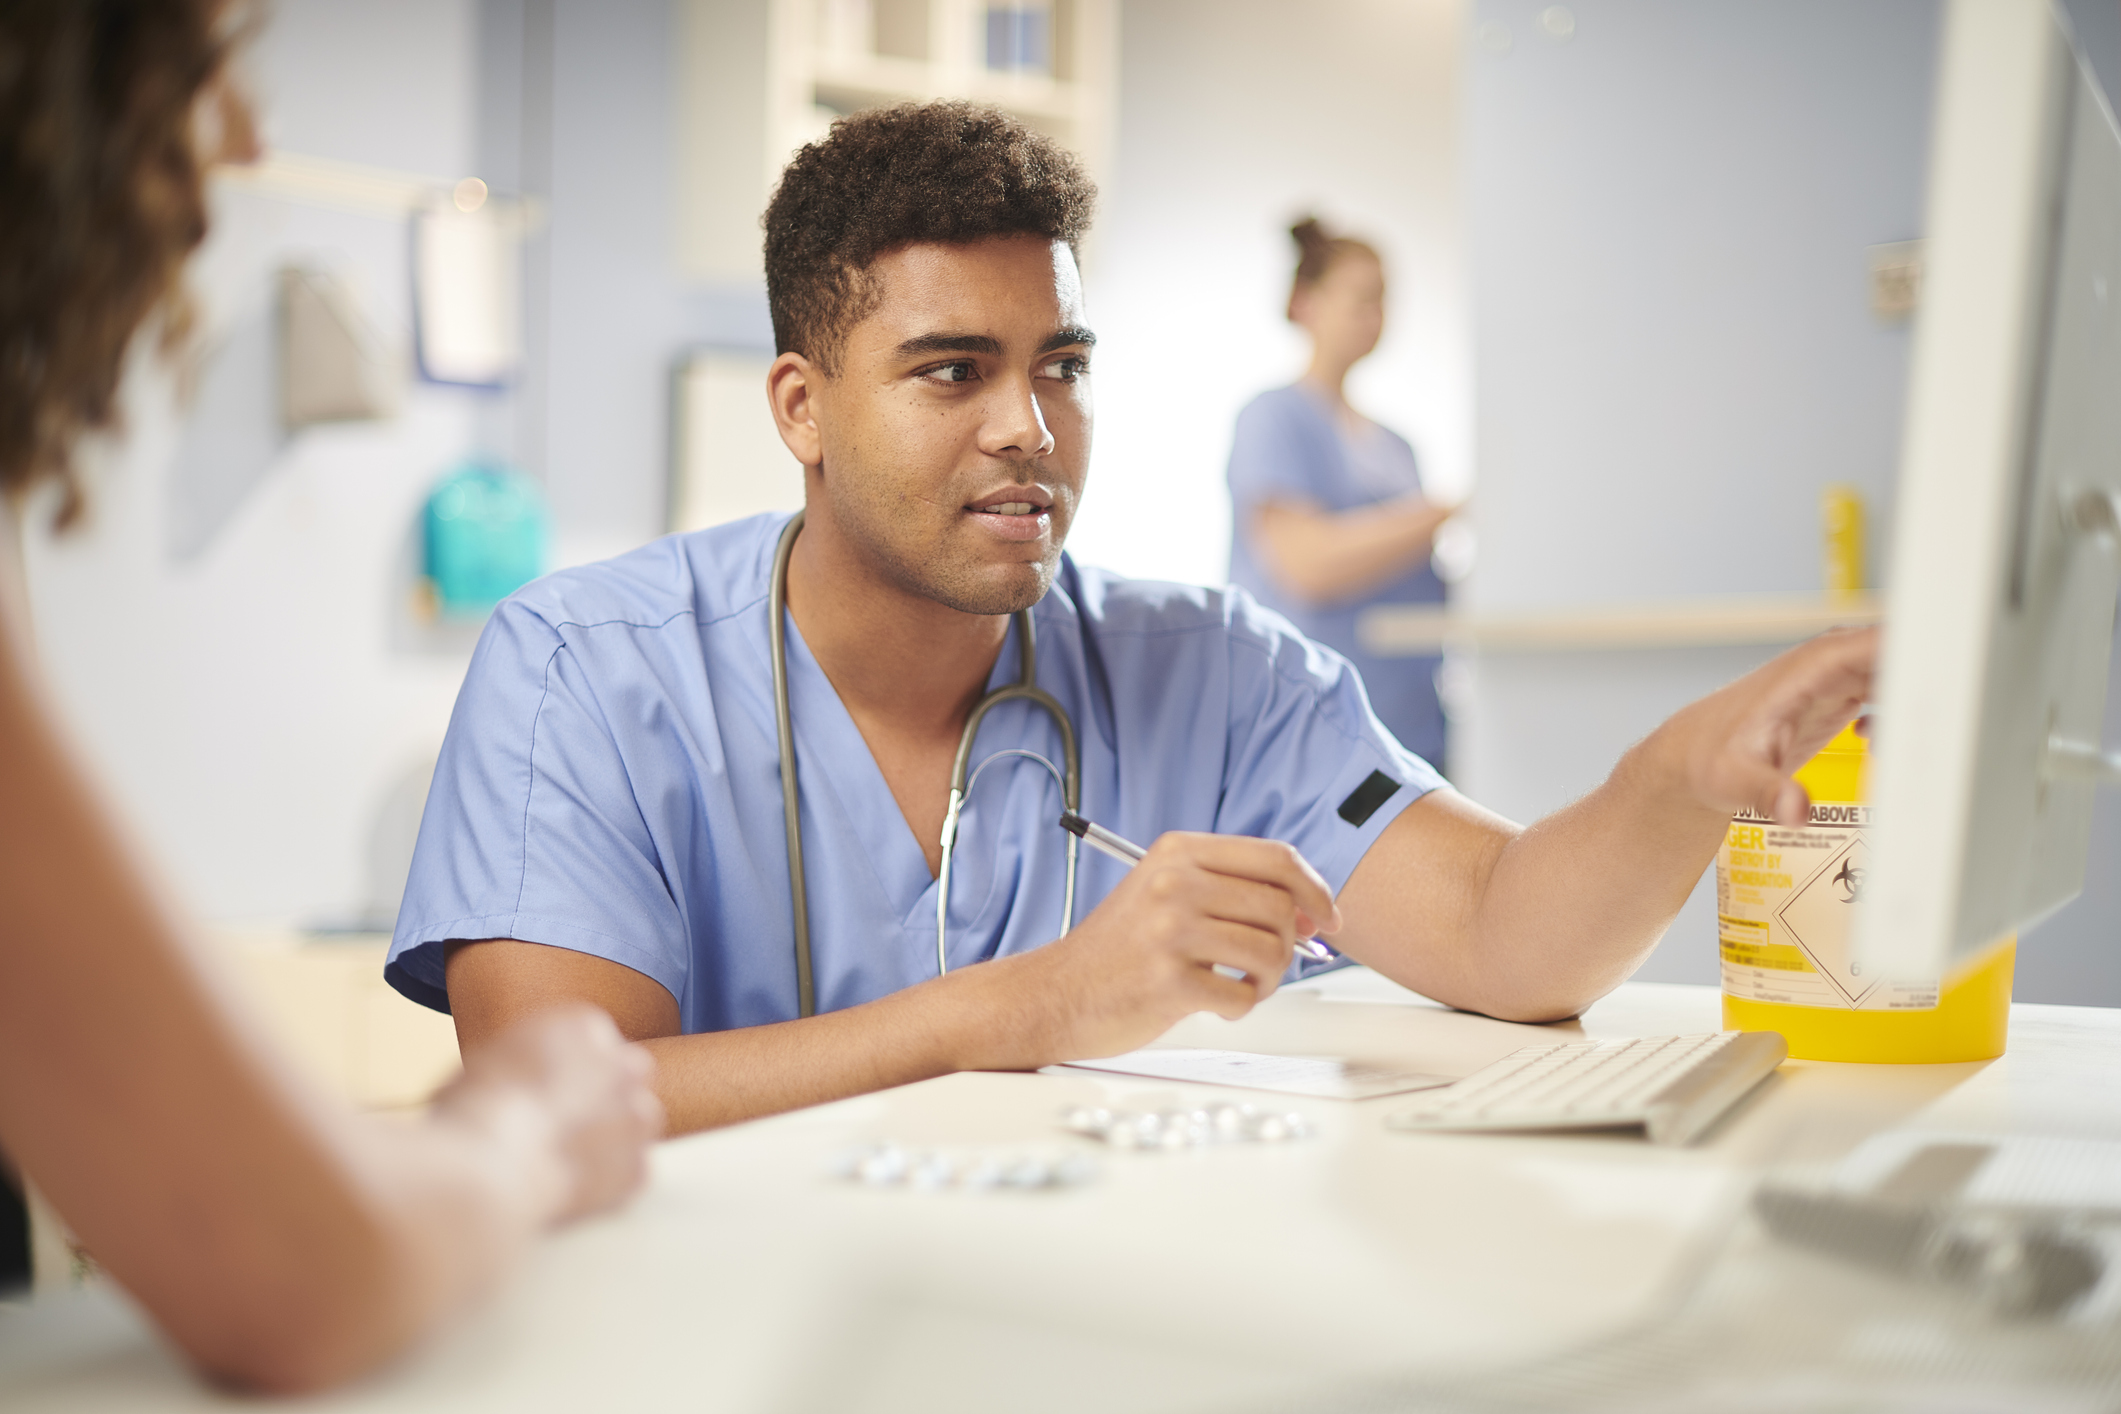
[1775,834,1873,1006]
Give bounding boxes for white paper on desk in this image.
[1054,1048,1456,1101]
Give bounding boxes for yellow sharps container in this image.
[1718,722,2014,1062]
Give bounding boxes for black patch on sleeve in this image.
[1337,770,1402,827]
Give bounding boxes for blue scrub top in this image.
[1226,383,1448,767]
[386,511,1443,1032]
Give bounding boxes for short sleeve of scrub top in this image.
[1226,387,1326,514]
[387,597,696,1011]
[386,513,1445,1031]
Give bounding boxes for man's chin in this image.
[921,556,1057,617]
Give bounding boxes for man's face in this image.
[805,235,1093,616]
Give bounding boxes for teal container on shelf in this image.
[423,462,549,617]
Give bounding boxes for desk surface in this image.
[5,972,2119,1413]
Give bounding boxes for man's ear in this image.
[767,352,824,468]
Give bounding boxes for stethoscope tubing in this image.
[769,514,816,1017]
[769,511,1082,1019]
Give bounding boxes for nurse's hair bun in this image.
[1290,216,1333,273]
[1287,214,1382,321]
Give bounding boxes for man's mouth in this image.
[965,487,1054,514]
[964,489,1057,543]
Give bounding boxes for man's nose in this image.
[981,373,1055,460]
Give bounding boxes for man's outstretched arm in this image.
[1334,627,1878,1021]
[446,831,1343,1134]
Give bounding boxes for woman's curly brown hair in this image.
[763,100,1096,375]
[0,0,238,526]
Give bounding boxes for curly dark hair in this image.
[763,101,1097,375]
[0,0,238,527]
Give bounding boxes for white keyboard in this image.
[1384,1031,1787,1147]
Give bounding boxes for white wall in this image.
[481,0,776,563]
[1465,0,1938,613]
[23,1,488,926]
[1461,0,1940,986]
[1460,0,2120,1004]
[20,0,771,929]
[1072,0,1469,587]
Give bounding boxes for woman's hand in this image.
[430,1005,663,1225]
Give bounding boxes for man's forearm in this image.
[638,954,1047,1134]
[452,828,1347,1136]
[1460,730,1729,1021]
[1344,631,1873,1024]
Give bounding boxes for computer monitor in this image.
[1861,0,2121,980]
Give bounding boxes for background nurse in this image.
[1225,217,1459,769]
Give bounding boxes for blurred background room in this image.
[15,0,2119,1130]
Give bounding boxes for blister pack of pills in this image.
[829,1142,1098,1192]
[1059,1102,1313,1150]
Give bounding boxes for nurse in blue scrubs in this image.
[1227,217,1459,770]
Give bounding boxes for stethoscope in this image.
[768,511,1081,1018]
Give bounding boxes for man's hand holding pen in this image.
[958,827,1344,1070]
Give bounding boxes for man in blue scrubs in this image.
[391,103,1874,1134]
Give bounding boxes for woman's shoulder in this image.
[1237,382,1323,420]
[1233,383,1336,443]
[1368,418,1418,460]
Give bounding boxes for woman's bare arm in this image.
[1250,495,1456,606]
[0,531,660,1394]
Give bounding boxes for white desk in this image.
[5,972,2119,1412]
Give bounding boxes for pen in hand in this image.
[1057,812,1336,962]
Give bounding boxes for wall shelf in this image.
[677,0,1117,284]
[211,149,540,228]
[1356,593,1884,655]
[782,1,1117,183]
[809,50,1094,122]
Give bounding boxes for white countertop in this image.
[5,971,2118,1412]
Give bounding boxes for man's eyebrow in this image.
[894,332,1004,358]
[891,327,1098,360]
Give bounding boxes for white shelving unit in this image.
[677,0,1117,285]
[803,0,1116,142]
